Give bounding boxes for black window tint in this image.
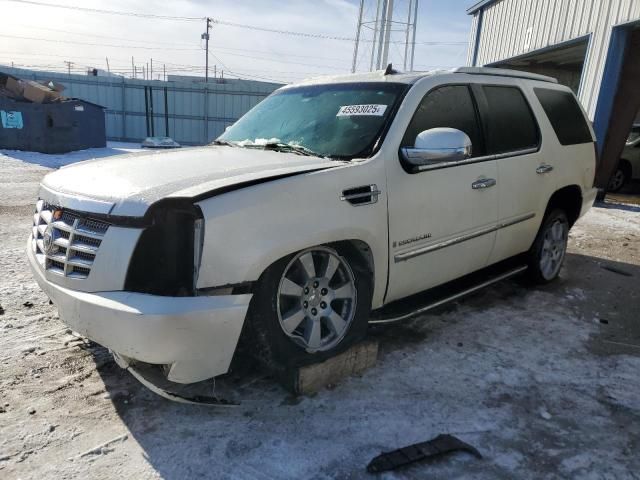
[482,86,539,154]
[534,88,593,145]
[402,85,484,157]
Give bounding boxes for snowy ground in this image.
[1,145,639,479]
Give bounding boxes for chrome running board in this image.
[370,265,528,325]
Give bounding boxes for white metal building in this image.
[466,0,640,188]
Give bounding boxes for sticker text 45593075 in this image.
[336,104,388,117]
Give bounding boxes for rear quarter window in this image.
[534,88,593,145]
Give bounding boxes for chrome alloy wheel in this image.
[539,219,568,281]
[277,247,357,352]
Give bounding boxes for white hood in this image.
[40,146,338,216]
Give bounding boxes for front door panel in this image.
[384,83,498,303]
[386,161,498,303]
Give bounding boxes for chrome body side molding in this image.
[394,212,535,263]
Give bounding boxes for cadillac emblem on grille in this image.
[42,209,63,255]
[42,223,59,255]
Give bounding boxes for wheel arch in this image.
[545,184,583,227]
[255,238,375,287]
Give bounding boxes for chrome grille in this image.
[31,200,110,279]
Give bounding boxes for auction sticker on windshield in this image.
[336,104,388,117]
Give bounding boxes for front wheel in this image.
[526,209,569,284]
[245,245,372,370]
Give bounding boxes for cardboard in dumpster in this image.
[4,76,23,98]
[21,80,61,104]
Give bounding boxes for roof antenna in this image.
[383,63,397,75]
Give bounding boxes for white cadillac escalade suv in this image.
[28,67,597,390]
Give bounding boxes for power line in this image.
[10,22,199,47]
[4,0,466,45]
[212,19,466,45]
[211,19,356,42]
[0,33,201,51]
[4,0,202,21]
[210,44,350,64]
[209,49,346,71]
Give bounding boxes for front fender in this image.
[195,161,389,308]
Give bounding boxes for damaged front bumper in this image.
[27,242,252,384]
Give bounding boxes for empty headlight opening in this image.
[125,199,204,296]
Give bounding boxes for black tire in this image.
[245,244,372,372]
[526,209,569,284]
[607,162,629,192]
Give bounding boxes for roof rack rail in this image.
[454,67,558,84]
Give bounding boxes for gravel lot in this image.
[1,146,639,479]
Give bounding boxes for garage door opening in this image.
[490,37,589,94]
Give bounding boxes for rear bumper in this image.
[580,187,598,218]
[27,240,252,383]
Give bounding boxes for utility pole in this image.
[150,58,153,81]
[163,64,166,82]
[202,17,212,82]
[351,0,365,73]
[64,60,73,75]
[409,0,419,71]
[380,0,394,68]
[106,57,110,74]
[375,0,388,70]
[131,56,135,78]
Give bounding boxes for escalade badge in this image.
[396,232,432,248]
[43,224,60,255]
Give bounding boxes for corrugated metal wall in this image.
[1,66,282,145]
[467,0,640,118]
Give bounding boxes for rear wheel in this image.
[526,209,569,284]
[246,245,371,370]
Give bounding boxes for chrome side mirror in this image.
[400,128,472,169]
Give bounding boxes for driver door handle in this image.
[472,178,496,190]
[536,164,554,174]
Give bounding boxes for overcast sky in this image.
[2,0,477,84]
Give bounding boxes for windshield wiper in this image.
[261,142,325,158]
[211,140,237,147]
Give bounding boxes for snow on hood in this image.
[40,146,337,216]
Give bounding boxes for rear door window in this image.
[480,86,539,154]
[534,88,593,145]
[401,85,485,157]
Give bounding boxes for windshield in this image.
[217,82,408,159]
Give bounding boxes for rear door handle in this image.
[472,178,496,190]
[536,164,554,174]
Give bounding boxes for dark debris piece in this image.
[0,304,4,315]
[601,265,633,277]
[23,301,34,308]
[367,434,482,474]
